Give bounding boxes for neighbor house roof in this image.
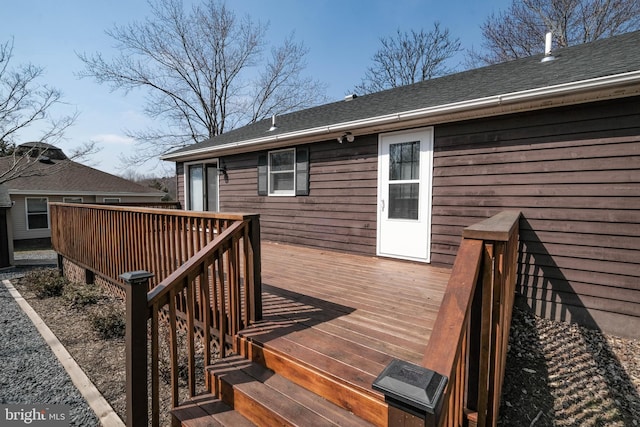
[0,156,164,197]
[163,30,640,162]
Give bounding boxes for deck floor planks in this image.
[240,241,451,393]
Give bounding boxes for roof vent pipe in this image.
[541,31,555,62]
[268,114,277,131]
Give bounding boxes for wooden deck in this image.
[237,241,451,415]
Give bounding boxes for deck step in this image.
[209,355,374,427]
[171,393,256,427]
[238,336,388,426]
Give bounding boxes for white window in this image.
[269,148,295,195]
[26,197,49,230]
[63,197,83,203]
[103,198,121,204]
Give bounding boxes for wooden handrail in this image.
[376,211,520,427]
[421,238,483,376]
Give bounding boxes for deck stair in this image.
[172,352,377,426]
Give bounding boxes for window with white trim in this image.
[257,146,309,197]
[103,198,121,204]
[269,148,295,195]
[26,197,49,230]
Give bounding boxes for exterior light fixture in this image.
[337,132,355,144]
[218,162,228,182]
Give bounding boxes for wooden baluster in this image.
[201,261,212,389]
[217,249,227,357]
[151,302,160,427]
[185,275,196,397]
[169,287,179,407]
[211,255,220,331]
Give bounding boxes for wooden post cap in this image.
[373,359,448,415]
[119,270,154,284]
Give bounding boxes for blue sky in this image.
[3,0,511,176]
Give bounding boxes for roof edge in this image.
[6,190,166,197]
[161,69,640,162]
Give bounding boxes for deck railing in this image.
[50,203,259,289]
[375,210,520,427]
[50,203,262,427]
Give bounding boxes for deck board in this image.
[239,241,451,393]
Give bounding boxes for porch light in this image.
[218,162,228,182]
[337,132,354,144]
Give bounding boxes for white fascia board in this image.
[161,70,640,162]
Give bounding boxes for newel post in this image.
[373,359,448,427]
[248,215,262,322]
[121,270,154,427]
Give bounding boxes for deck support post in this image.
[57,254,64,276]
[121,270,154,427]
[373,359,447,427]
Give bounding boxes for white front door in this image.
[377,127,433,262]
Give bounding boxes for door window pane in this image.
[390,141,420,181]
[189,164,204,211]
[388,183,419,220]
[206,165,219,212]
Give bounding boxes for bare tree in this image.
[471,0,640,65]
[0,38,78,156]
[77,0,327,166]
[0,38,93,185]
[353,23,461,95]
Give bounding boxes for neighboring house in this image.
[162,31,640,338]
[0,184,12,267]
[0,142,165,249]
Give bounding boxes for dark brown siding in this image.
[174,96,639,337]
[432,96,640,337]
[220,135,379,255]
[176,162,185,207]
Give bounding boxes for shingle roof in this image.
[165,30,640,158]
[0,157,163,196]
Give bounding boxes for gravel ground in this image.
[499,300,640,426]
[0,273,100,426]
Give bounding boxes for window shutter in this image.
[257,153,268,196]
[296,146,309,196]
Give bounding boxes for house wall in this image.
[10,195,51,241]
[431,96,640,337]
[219,135,379,254]
[10,194,163,241]
[175,96,640,337]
